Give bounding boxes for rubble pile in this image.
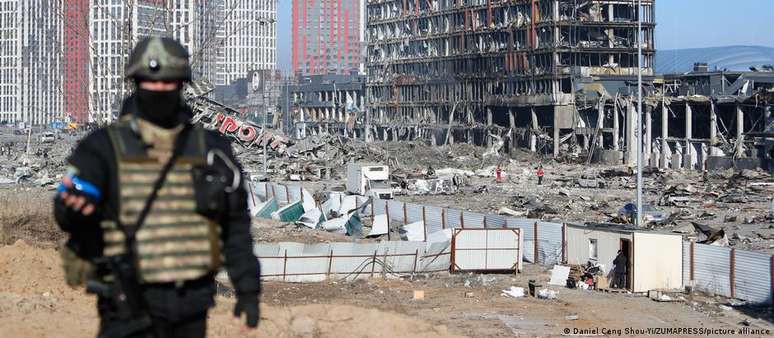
[236,134,391,181]
[2,126,773,254]
[399,157,774,253]
[0,130,79,188]
[236,134,507,184]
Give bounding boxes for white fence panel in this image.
[537,221,563,265]
[735,250,772,304]
[693,244,732,297]
[444,208,462,229]
[452,229,521,272]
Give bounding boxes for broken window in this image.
[589,239,598,260]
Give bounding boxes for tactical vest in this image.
[101,120,221,283]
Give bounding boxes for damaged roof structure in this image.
[652,68,774,171]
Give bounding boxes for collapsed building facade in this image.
[653,67,774,171]
[363,0,656,156]
[289,74,367,138]
[283,0,774,171]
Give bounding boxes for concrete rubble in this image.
[3,119,774,257]
[384,142,774,254]
[0,129,80,189]
[236,131,774,254]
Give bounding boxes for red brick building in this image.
[63,0,90,123]
[292,0,364,75]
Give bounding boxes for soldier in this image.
[54,37,260,338]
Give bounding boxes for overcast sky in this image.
[275,0,774,72]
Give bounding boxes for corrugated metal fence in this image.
[368,199,565,266]
[536,221,563,265]
[254,182,773,304]
[683,241,773,304]
[424,206,445,234]
[253,241,451,282]
[508,218,537,263]
[693,244,732,297]
[735,250,772,303]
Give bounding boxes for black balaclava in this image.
[135,86,183,129]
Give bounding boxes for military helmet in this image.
[125,37,192,82]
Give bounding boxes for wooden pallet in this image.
[597,288,630,293]
[598,288,648,297]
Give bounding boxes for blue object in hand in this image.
[57,176,102,202]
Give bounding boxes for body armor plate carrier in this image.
[101,121,221,283]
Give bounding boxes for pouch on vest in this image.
[193,149,241,220]
[61,244,96,287]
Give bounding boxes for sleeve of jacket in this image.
[208,131,261,295]
[53,129,113,258]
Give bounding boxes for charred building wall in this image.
[644,70,774,171]
[289,0,774,171]
[363,0,655,155]
[289,74,368,138]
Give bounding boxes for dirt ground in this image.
[0,188,772,337]
[0,240,461,338]
[1,239,771,338]
[0,188,63,247]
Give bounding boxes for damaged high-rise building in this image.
[363,0,655,157]
[291,0,774,171]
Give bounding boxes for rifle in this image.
[87,254,152,338]
[86,123,192,338]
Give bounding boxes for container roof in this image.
[567,222,682,236]
[657,45,774,74]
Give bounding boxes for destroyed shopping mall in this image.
[2,1,774,337]
[282,0,774,172]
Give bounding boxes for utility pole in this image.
[636,0,643,227]
[263,108,268,176]
[365,77,371,142]
[285,75,290,135]
[333,81,338,136]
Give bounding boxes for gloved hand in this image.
[56,176,101,219]
[233,292,260,329]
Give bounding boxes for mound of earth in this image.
[0,240,462,338]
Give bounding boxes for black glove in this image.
[55,192,102,224]
[233,293,259,328]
